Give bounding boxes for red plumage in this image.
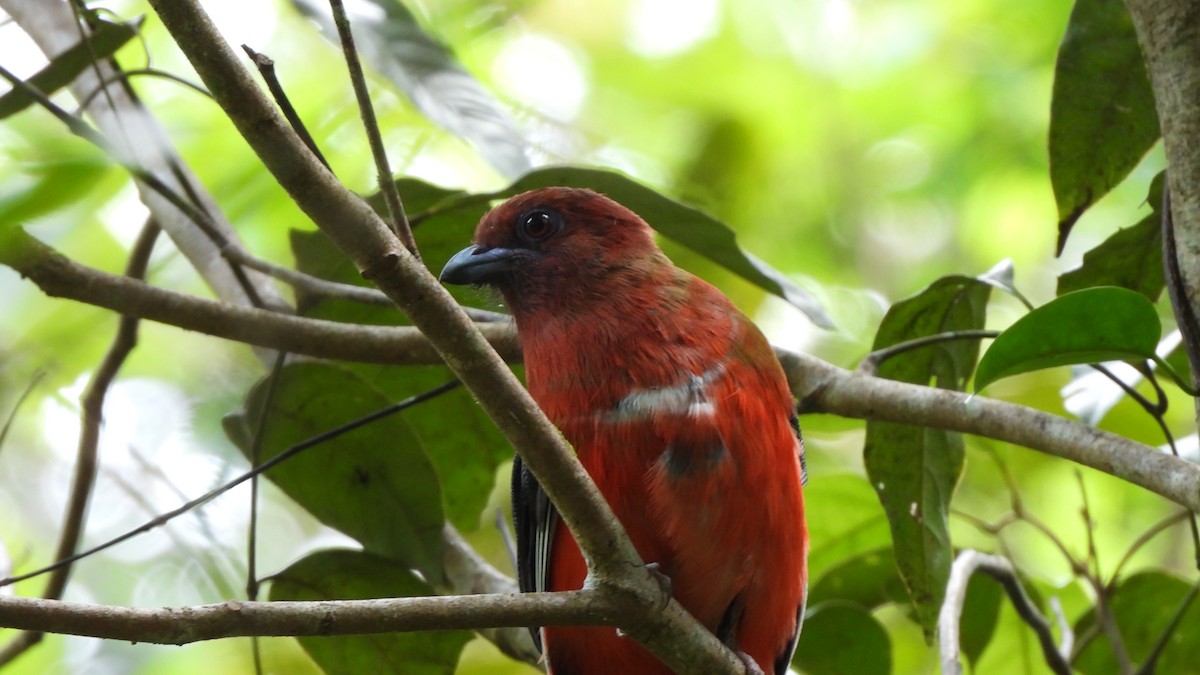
[440,187,808,674]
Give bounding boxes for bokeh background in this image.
[0,0,1187,673]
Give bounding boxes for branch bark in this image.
[1123,0,1200,422]
[3,232,1197,512]
[0,590,604,645]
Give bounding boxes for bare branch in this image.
[0,590,602,645]
[4,230,1200,514]
[938,550,1071,675]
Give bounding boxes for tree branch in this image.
[3,230,1199,513]
[0,590,607,645]
[938,550,1071,675]
[1123,0,1200,421]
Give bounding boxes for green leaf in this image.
[865,274,990,639]
[290,0,530,178]
[270,549,472,675]
[0,18,142,120]
[507,167,834,328]
[803,475,893,584]
[1057,170,1165,300]
[223,362,445,581]
[1050,0,1159,253]
[974,286,1160,391]
[792,603,891,675]
[1056,216,1163,300]
[808,547,908,610]
[1073,571,1200,674]
[960,571,1005,668]
[289,208,512,531]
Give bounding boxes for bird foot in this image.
[644,562,673,608]
[736,651,765,675]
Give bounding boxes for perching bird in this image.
[440,187,808,675]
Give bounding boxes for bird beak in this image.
[439,244,524,285]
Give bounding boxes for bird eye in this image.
[518,208,562,243]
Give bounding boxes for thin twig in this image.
[938,550,1071,675]
[0,370,44,458]
[327,0,416,256]
[1109,511,1193,584]
[75,67,211,111]
[857,329,999,375]
[0,221,159,668]
[241,45,329,170]
[1079,473,1134,674]
[0,381,460,590]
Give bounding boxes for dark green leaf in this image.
[975,286,1160,391]
[960,571,1005,668]
[1056,216,1163,300]
[375,168,834,326]
[290,0,530,178]
[0,18,142,120]
[792,603,892,675]
[1073,571,1200,674]
[223,362,445,581]
[808,547,908,610]
[270,549,472,675]
[506,167,834,327]
[1050,0,1159,253]
[289,209,512,530]
[1058,170,1165,300]
[865,274,990,639]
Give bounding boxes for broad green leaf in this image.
[505,167,835,328]
[974,286,1160,391]
[1050,0,1159,253]
[1056,216,1163,300]
[0,18,142,120]
[960,571,1005,668]
[792,603,891,675]
[1057,171,1165,300]
[290,0,530,178]
[290,211,512,531]
[1073,571,1200,673]
[803,475,893,584]
[865,274,990,639]
[808,547,908,610]
[224,362,445,581]
[270,549,472,675]
[367,168,835,326]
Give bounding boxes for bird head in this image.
[439,187,666,317]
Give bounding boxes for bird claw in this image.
[644,562,673,608]
[736,651,765,675]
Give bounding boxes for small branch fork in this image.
[938,550,1072,675]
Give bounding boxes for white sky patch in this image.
[757,294,821,355]
[199,0,279,55]
[97,183,150,249]
[492,33,588,122]
[0,13,48,79]
[627,0,721,58]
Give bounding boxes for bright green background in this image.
[0,0,1192,673]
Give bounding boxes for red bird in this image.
[440,187,808,674]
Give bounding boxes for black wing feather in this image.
[512,453,558,653]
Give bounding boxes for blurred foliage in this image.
[0,0,1197,674]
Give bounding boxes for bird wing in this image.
[512,453,558,652]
